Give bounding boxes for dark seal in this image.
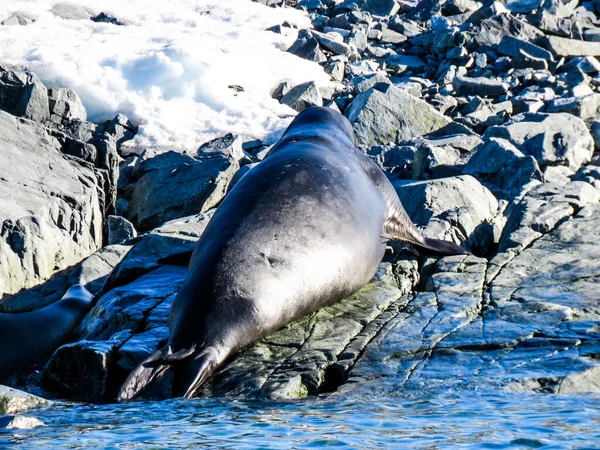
[118,107,467,401]
[0,284,93,382]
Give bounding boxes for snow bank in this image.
[0,0,330,150]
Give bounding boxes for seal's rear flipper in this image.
[177,347,222,399]
[419,237,470,256]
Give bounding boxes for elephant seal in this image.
[0,284,93,382]
[118,107,467,402]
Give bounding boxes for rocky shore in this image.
[1,0,600,420]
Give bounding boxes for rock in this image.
[411,142,463,180]
[346,85,472,146]
[124,150,238,232]
[311,30,352,56]
[91,12,127,26]
[464,137,543,200]
[352,72,391,93]
[196,133,244,160]
[48,88,87,124]
[287,29,327,63]
[391,175,499,248]
[280,81,323,112]
[546,94,600,120]
[483,113,594,171]
[539,35,600,57]
[590,119,600,152]
[0,111,106,298]
[0,415,44,429]
[505,0,542,13]
[101,210,213,292]
[494,181,600,255]
[531,0,574,37]
[360,145,415,174]
[106,216,137,245]
[0,70,49,122]
[360,0,400,17]
[0,385,49,414]
[497,35,553,60]
[452,75,510,97]
[476,13,544,47]
[103,114,137,149]
[342,200,600,395]
[1,14,34,26]
[49,3,93,20]
[324,59,345,82]
[442,0,482,15]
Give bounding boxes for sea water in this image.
[2,390,599,448]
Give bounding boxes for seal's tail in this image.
[419,237,470,256]
[117,344,222,402]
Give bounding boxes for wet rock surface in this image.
[2,0,600,404]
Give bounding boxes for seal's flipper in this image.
[377,173,469,256]
[177,347,222,398]
[420,237,469,256]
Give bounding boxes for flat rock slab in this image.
[338,202,600,396]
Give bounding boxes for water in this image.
[2,390,600,448]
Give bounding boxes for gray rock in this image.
[0,70,49,122]
[497,35,554,60]
[379,25,407,44]
[101,210,213,293]
[495,181,600,255]
[505,0,542,13]
[360,144,415,174]
[0,415,44,429]
[0,243,130,313]
[106,216,137,245]
[346,85,472,146]
[442,0,482,15]
[0,385,49,414]
[287,29,327,63]
[311,30,352,56]
[324,60,345,82]
[341,199,600,395]
[411,142,463,180]
[196,133,244,160]
[49,3,93,20]
[546,94,600,120]
[352,72,391,93]
[360,0,400,17]
[0,111,107,298]
[1,14,34,26]
[483,113,594,171]
[392,175,499,247]
[48,88,87,124]
[531,0,574,37]
[103,114,137,149]
[124,150,238,232]
[539,35,600,57]
[452,75,510,97]
[280,81,323,112]
[476,13,544,47]
[590,119,600,152]
[464,137,543,200]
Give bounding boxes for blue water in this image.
[2,390,600,448]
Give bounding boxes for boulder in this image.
[391,175,499,250]
[287,30,327,63]
[0,385,49,414]
[452,75,510,97]
[463,137,543,200]
[483,113,594,171]
[48,88,87,124]
[124,150,238,231]
[346,85,471,146]
[280,81,324,112]
[0,70,49,122]
[0,111,106,298]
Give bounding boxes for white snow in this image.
[0,0,331,151]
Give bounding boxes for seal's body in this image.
[0,284,93,382]
[118,107,467,401]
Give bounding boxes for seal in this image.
[0,284,93,382]
[118,107,468,401]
